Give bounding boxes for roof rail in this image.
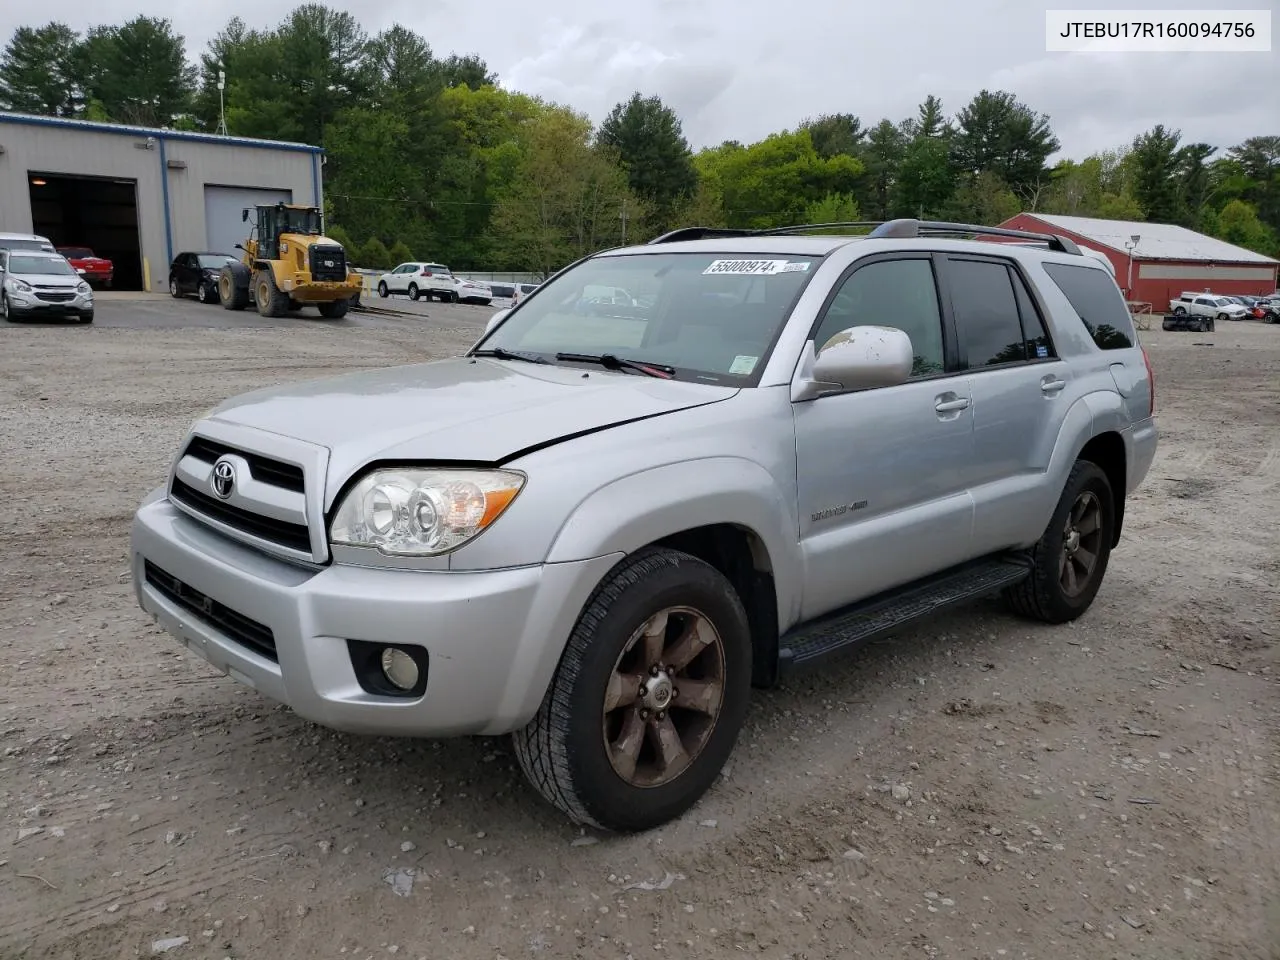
[867,218,1082,256]
[648,219,1082,255]
[647,227,757,244]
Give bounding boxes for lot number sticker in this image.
[703,259,790,276]
[729,355,759,375]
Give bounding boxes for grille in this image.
[184,436,304,492]
[170,478,312,552]
[35,290,75,303]
[309,244,347,282]
[144,560,278,662]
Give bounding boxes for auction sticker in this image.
[703,259,790,276]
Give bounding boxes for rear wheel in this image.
[1173,306,1187,316]
[513,548,751,832]
[377,281,389,298]
[1005,460,1115,624]
[254,270,289,318]
[168,276,182,299]
[317,299,349,319]
[1219,313,1231,322]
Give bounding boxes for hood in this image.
[204,357,738,496]
[10,272,81,287]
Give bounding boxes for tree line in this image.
[2,7,1277,274]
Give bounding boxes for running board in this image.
[777,554,1032,673]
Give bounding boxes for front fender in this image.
[545,457,803,626]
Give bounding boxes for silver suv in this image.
[130,219,1158,832]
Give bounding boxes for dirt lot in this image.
[1,303,1277,960]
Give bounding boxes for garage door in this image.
[203,185,293,257]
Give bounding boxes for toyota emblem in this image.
[211,457,236,499]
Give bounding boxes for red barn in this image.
[996,212,1279,307]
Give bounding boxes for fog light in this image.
[380,647,420,691]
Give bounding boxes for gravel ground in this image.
[0,303,1277,960]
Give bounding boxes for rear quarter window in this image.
[1041,261,1137,350]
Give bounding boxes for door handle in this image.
[1041,375,1067,394]
[934,397,970,412]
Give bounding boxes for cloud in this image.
[2,0,1273,158]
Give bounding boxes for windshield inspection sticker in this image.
[703,259,789,276]
[729,355,759,375]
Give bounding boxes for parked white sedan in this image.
[376,262,492,304]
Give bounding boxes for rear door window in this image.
[1041,261,1137,350]
[944,257,1030,368]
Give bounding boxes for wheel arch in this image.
[1076,430,1127,547]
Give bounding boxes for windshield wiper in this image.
[471,347,548,364]
[555,352,675,379]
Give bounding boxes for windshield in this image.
[8,255,76,276]
[198,254,237,269]
[477,252,819,383]
[275,207,321,235]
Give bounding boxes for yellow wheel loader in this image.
[218,203,362,319]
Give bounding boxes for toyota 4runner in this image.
[130,218,1158,832]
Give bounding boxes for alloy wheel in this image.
[602,606,725,788]
[1060,491,1103,598]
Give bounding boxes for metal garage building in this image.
[0,112,322,292]
[999,212,1279,307]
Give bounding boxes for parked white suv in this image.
[376,262,491,304]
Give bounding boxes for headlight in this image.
[330,468,526,556]
[77,281,92,295]
[9,279,32,293]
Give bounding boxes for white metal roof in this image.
[1021,213,1278,265]
[0,111,323,154]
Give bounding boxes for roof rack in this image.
[647,218,1082,256]
[867,219,1082,255]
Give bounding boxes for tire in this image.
[254,269,289,318]
[197,280,216,304]
[408,283,420,301]
[1206,320,1215,332]
[1161,318,1175,331]
[80,311,94,324]
[1219,313,1232,322]
[168,276,182,299]
[317,299,349,319]
[2,292,18,323]
[1004,459,1116,624]
[219,265,250,311]
[512,547,751,833]
[1173,306,1187,316]
[377,281,389,298]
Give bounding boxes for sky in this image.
[4,0,1277,159]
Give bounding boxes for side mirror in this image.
[241,209,250,222]
[809,325,914,393]
[234,243,245,252]
[484,308,510,335]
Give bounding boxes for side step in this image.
[777,554,1031,673]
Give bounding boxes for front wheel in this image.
[2,292,16,322]
[197,281,217,304]
[377,281,389,298]
[513,548,751,832]
[1005,460,1115,624]
[408,283,420,301]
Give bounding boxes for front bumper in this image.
[6,291,93,318]
[131,492,621,737]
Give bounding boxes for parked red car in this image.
[57,247,113,288]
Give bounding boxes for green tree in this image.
[598,92,698,235]
[489,104,640,274]
[798,113,864,159]
[0,23,82,116]
[951,90,1060,197]
[1130,124,1184,223]
[1215,199,1277,255]
[802,192,861,228]
[387,239,415,265]
[895,136,954,217]
[324,223,355,251]
[76,17,196,126]
[943,170,1020,225]
[857,119,908,220]
[698,129,864,229]
[915,95,950,139]
[1176,142,1216,227]
[359,237,391,269]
